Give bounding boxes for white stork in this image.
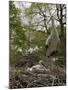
[45,16,60,57]
[26,60,50,73]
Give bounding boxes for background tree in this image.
[56,4,66,66]
[9,1,26,62]
[9,2,66,64]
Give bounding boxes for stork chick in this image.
[26,60,50,73]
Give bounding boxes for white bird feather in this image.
[46,16,60,57]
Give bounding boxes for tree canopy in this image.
[9,1,66,62]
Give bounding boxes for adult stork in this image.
[45,16,60,61]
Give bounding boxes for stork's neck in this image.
[51,16,55,27]
[51,16,55,30]
[51,16,60,39]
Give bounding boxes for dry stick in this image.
[52,78,55,86]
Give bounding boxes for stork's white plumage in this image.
[46,16,60,57]
[26,60,50,73]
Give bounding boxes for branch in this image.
[37,4,45,17]
[56,5,60,20]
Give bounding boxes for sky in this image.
[14,1,31,9]
[13,1,65,32]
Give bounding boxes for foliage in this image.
[9,1,26,62]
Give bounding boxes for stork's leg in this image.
[52,51,56,70]
[55,51,56,61]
